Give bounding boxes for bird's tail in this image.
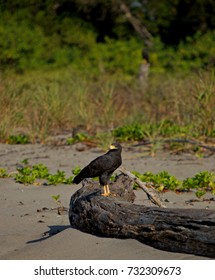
[73,174,82,184]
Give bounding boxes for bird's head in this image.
[109,143,122,151]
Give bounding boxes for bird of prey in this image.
[73,143,122,196]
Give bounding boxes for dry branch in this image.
[119,166,166,208]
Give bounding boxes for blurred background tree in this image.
[1,0,215,143]
[0,0,215,73]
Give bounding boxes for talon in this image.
[102,193,110,197]
[102,185,110,196]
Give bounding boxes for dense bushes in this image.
[1,1,215,144]
[0,17,46,70]
[0,6,215,74]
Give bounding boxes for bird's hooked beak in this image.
[109,143,117,150]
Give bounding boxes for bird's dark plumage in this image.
[73,143,122,196]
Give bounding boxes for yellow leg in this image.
[106,185,116,197]
[106,185,110,195]
[102,185,110,196]
[101,185,106,196]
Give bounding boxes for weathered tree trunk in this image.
[119,1,153,46]
[69,175,215,258]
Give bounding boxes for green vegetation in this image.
[113,124,146,142]
[7,134,30,144]
[72,166,81,176]
[0,1,215,147]
[1,70,215,146]
[1,162,215,198]
[51,194,61,206]
[47,170,74,185]
[67,133,91,145]
[1,1,215,73]
[112,121,192,142]
[132,170,215,198]
[0,168,10,178]
[132,171,181,191]
[15,163,74,185]
[181,171,215,198]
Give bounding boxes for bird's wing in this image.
[78,153,114,179]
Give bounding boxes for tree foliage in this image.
[0,0,215,73]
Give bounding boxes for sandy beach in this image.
[0,143,214,260]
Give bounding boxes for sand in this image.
[0,143,214,260]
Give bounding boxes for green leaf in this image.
[195,190,206,198]
[21,158,29,165]
[0,168,9,178]
[72,166,81,176]
[52,194,61,202]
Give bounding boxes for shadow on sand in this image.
[27,225,71,244]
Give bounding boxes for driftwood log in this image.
[69,174,215,258]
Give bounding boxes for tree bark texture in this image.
[69,175,215,258]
